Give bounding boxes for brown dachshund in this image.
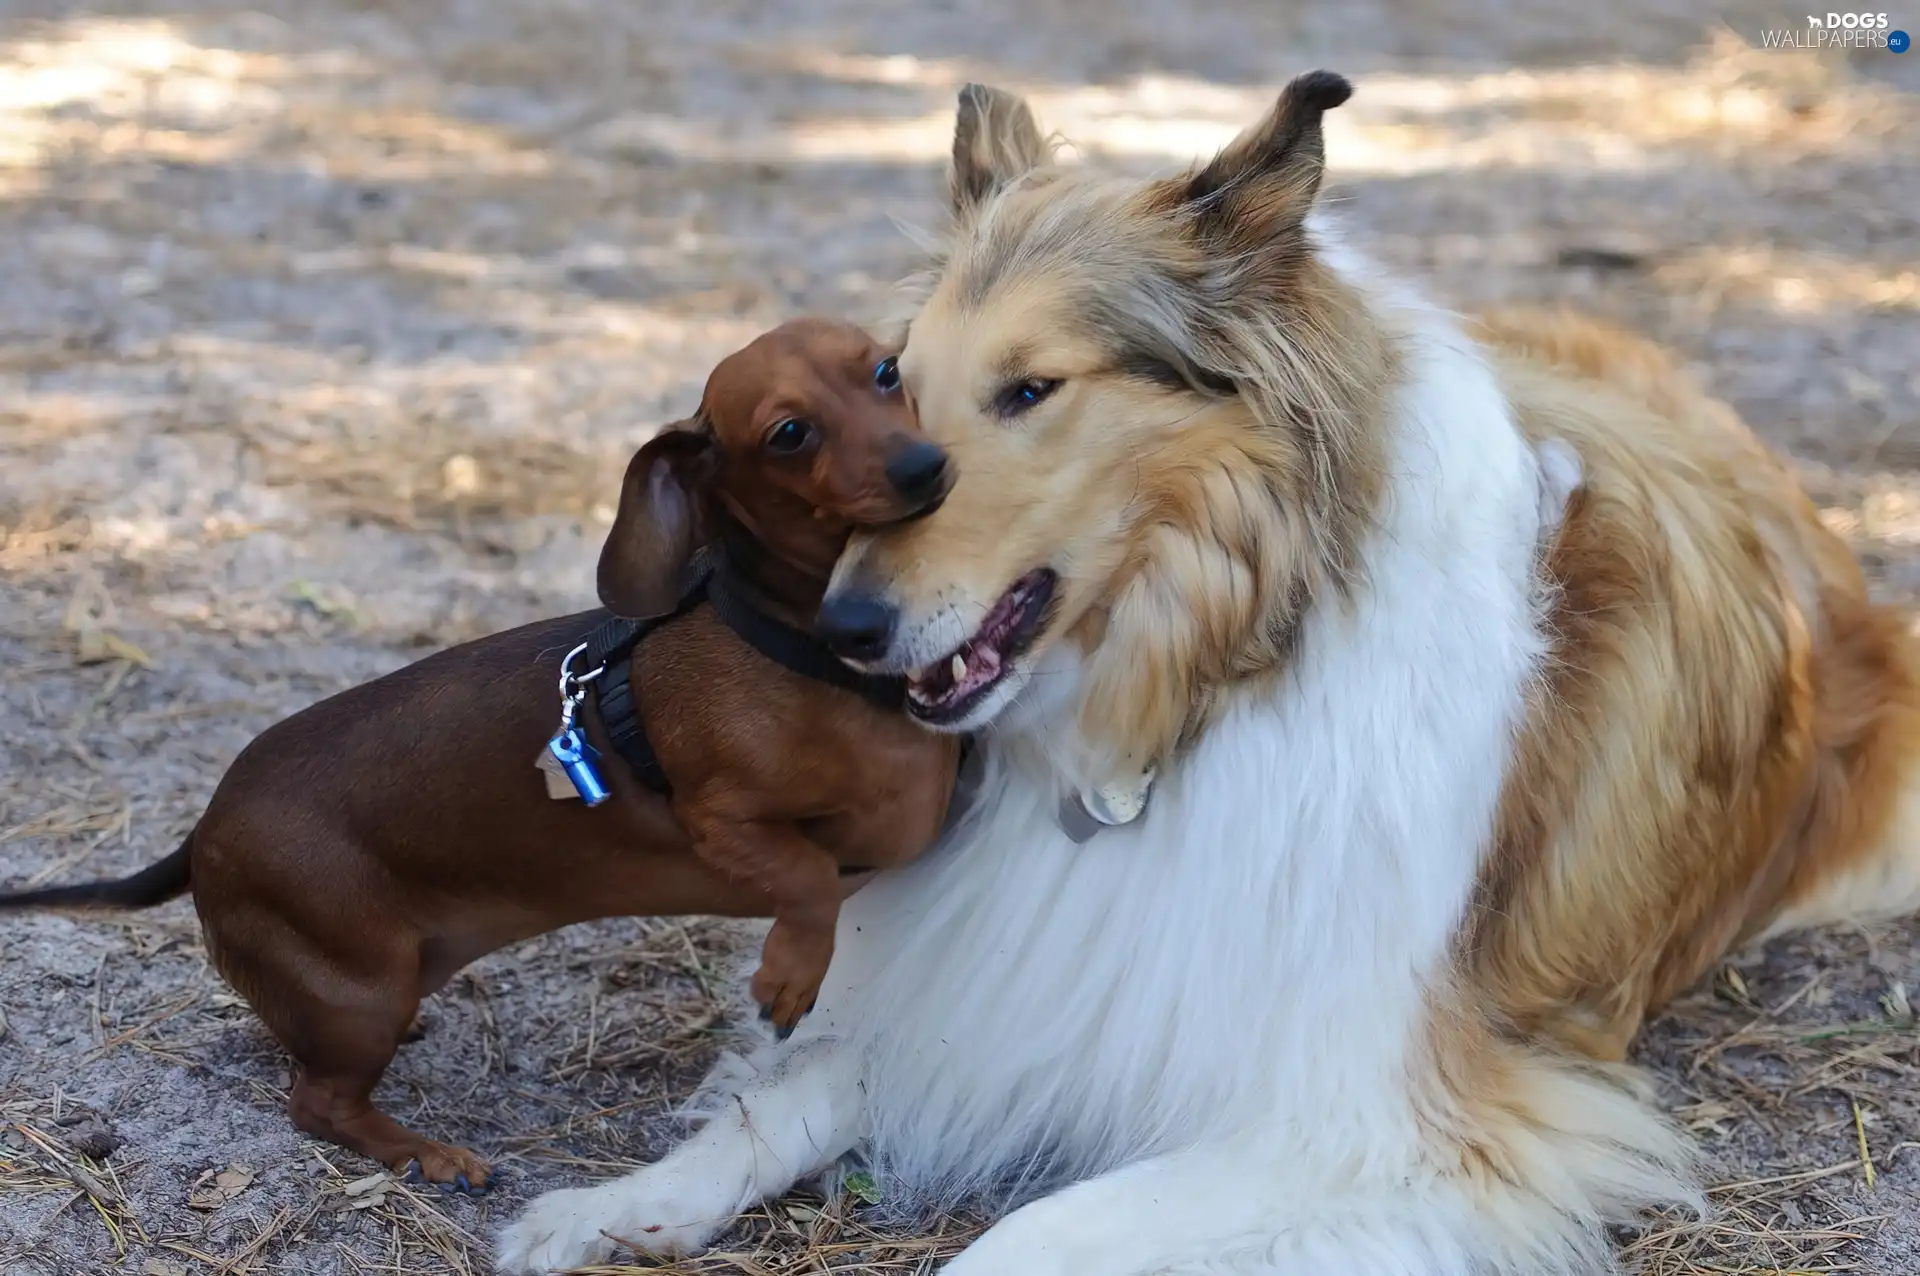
[0,317,964,1191]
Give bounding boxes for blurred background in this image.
[1,3,1916,1273]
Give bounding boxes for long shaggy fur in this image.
[497,72,1920,1276]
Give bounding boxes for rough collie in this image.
[499,71,1920,1275]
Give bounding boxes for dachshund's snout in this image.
[884,442,950,505]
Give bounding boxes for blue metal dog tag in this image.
[547,728,611,806]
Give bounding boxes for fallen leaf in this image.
[288,580,366,628]
[99,632,154,668]
[290,579,339,615]
[341,1171,390,1198]
[62,571,117,634]
[188,1164,255,1210]
[63,572,145,667]
[1881,980,1914,1027]
[71,625,153,668]
[52,1106,121,1159]
[1679,1100,1735,1134]
[73,624,109,664]
[843,1171,883,1205]
[144,1261,187,1276]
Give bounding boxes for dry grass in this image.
[556,1202,985,1276]
[1,0,1916,1271]
[1628,927,1920,1273]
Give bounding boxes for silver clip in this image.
[555,640,607,731]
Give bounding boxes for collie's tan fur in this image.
[874,76,1396,785]
[868,77,1920,1069]
[1468,307,1920,1060]
[842,70,1920,1221]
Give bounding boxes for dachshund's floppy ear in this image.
[597,423,717,618]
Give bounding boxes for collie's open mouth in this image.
[905,568,1057,724]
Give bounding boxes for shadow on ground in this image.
[0,2,1916,1273]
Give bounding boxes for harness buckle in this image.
[544,641,612,804]
[555,641,606,732]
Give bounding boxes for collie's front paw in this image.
[495,1186,617,1274]
[495,1177,720,1273]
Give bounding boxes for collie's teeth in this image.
[950,652,967,682]
[908,685,932,705]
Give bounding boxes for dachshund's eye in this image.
[765,419,814,453]
[992,377,1061,419]
[873,356,901,393]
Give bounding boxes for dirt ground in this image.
[1,1,1917,1272]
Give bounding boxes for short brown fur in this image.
[0,318,962,1189]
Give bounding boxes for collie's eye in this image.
[873,355,901,393]
[765,419,813,453]
[993,377,1061,418]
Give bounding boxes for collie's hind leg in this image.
[495,1038,863,1274]
[1760,763,1920,944]
[1755,604,1920,943]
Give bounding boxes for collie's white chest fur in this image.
[498,82,1770,1274]
[809,298,1552,1205]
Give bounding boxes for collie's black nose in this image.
[884,442,949,502]
[816,593,897,662]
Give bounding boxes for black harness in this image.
[579,560,908,796]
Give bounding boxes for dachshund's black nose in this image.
[816,592,897,662]
[884,442,950,502]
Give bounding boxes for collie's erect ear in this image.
[597,423,716,619]
[1180,70,1352,240]
[950,82,1050,216]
